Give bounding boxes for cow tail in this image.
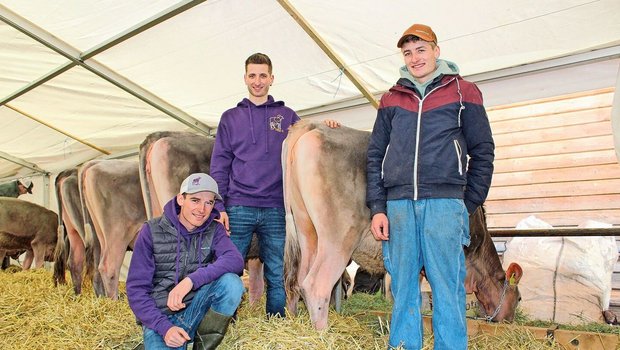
[79,162,97,280]
[283,120,317,306]
[53,173,67,286]
[139,138,154,220]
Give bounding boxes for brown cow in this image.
[81,159,146,299]
[0,198,58,269]
[53,168,91,294]
[139,131,265,303]
[283,120,523,330]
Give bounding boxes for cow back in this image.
[139,131,214,218]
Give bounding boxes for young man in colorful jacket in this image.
[366,23,494,349]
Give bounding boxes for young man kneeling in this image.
[127,173,244,349]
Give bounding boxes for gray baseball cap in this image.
[179,173,222,200]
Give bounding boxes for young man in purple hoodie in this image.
[210,53,339,317]
[127,173,244,349]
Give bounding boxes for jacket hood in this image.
[398,59,460,97]
[236,95,285,108]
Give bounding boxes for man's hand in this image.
[216,211,230,235]
[370,213,389,241]
[323,119,341,128]
[164,326,191,348]
[167,277,193,311]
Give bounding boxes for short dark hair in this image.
[400,35,437,49]
[245,53,272,73]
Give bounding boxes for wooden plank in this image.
[488,91,613,121]
[486,209,620,228]
[421,317,619,350]
[487,88,614,113]
[492,164,620,187]
[494,149,618,174]
[494,121,611,147]
[496,135,613,160]
[488,179,620,200]
[491,107,611,135]
[473,322,619,350]
[485,194,620,214]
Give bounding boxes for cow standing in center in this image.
[284,120,522,330]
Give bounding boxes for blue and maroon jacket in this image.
[366,73,494,216]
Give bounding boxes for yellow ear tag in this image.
[509,273,516,286]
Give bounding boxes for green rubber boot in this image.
[192,309,232,350]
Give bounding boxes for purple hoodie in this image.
[126,198,244,337]
[210,95,300,209]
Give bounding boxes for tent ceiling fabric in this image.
[1,0,620,180]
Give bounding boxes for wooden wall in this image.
[485,88,620,229]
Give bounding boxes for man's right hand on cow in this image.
[371,213,389,241]
[164,326,191,348]
[216,211,230,235]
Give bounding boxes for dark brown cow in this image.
[283,120,523,329]
[139,131,265,303]
[81,159,146,299]
[0,198,58,269]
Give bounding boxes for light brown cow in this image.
[283,120,523,330]
[53,168,91,294]
[81,159,146,299]
[139,131,265,303]
[0,198,58,269]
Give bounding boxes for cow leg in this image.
[66,226,85,295]
[301,243,349,330]
[22,249,35,269]
[284,185,318,316]
[99,235,129,300]
[0,251,8,269]
[247,258,264,305]
[85,223,106,297]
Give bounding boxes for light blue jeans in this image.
[227,205,287,316]
[384,199,469,350]
[142,273,244,349]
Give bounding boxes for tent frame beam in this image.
[0,2,212,135]
[0,150,48,175]
[298,45,620,117]
[276,0,379,109]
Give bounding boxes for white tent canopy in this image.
[2,0,620,184]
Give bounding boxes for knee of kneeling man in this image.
[220,273,245,298]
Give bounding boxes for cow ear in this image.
[506,262,523,285]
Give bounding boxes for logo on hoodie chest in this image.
[269,114,284,133]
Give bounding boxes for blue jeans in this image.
[142,273,244,349]
[384,199,469,350]
[227,205,286,316]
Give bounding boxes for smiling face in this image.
[244,63,274,104]
[401,39,440,84]
[176,191,216,231]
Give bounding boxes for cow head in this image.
[476,262,523,322]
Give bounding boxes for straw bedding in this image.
[0,268,568,349]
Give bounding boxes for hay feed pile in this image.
[0,268,141,350]
[221,302,389,350]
